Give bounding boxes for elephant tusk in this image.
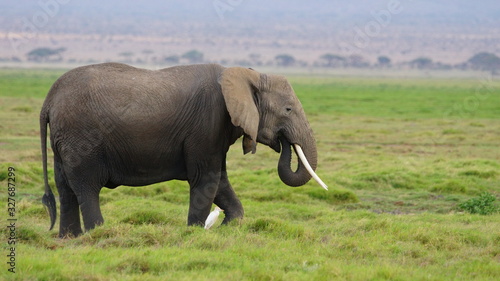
[294,144,328,190]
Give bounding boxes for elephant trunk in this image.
[278,137,327,189]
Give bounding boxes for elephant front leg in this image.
[187,170,221,226]
[214,170,244,224]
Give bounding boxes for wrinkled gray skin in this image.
[40,63,318,238]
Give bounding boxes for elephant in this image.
[40,62,327,238]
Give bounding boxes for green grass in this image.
[1,68,500,280]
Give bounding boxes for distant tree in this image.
[347,55,369,68]
[410,57,433,69]
[163,55,180,64]
[377,56,391,67]
[319,53,346,67]
[27,47,66,62]
[182,50,204,63]
[275,54,295,67]
[118,52,134,63]
[248,53,262,65]
[297,60,309,67]
[0,56,21,62]
[468,52,500,71]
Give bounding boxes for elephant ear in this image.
[218,67,261,154]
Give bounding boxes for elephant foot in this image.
[221,208,244,225]
[222,216,243,226]
[58,227,83,239]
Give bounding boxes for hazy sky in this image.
[1,0,499,64]
[3,0,500,31]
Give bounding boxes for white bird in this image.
[204,207,223,229]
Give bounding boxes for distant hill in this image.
[1,0,499,66]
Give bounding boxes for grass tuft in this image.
[121,210,167,225]
[459,170,497,179]
[304,187,358,204]
[11,105,35,112]
[432,180,468,194]
[109,256,153,274]
[247,217,305,239]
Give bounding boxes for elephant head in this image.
[219,67,327,190]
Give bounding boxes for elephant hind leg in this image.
[54,161,82,238]
[63,167,105,233]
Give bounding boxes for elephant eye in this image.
[285,107,292,112]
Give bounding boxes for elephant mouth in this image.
[271,130,294,153]
[258,128,281,153]
[270,138,281,153]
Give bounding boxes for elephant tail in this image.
[40,107,56,230]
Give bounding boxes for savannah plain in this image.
[0,67,499,280]
[1,0,500,280]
